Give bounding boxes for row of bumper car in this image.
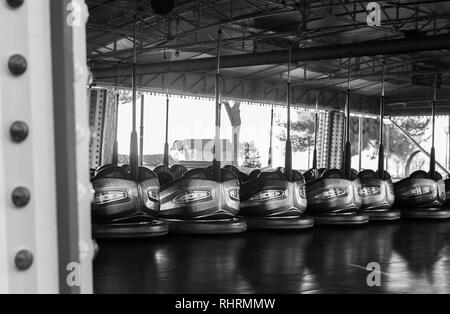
[90,164,450,239]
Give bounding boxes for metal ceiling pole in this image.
[163,76,170,167]
[378,60,387,175]
[112,63,120,166]
[313,91,319,170]
[358,117,363,171]
[430,72,438,179]
[93,34,450,78]
[139,94,145,167]
[343,57,352,179]
[285,46,293,181]
[448,116,450,171]
[213,28,223,182]
[129,15,139,180]
[268,107,274,168]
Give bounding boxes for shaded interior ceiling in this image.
[86,0,450,115]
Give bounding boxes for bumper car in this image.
[393,73,450,219]
[90,20,168,238]
[358,170,399,220]
[221,47,313,230]
[394,171,449,219]
[305,168,368,225]
[157,167,247,234]
[303,59,368,226]
[91,166,168,238]
[358,61,400,221]
[226,166,313,230]
[152,29,246,235]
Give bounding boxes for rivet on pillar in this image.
[11,187,31,208]
[8,54,27,76]
[10,121,29,143]
[15,250,33,271]
[6,0,24,8]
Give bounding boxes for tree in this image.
[119,91,133,104]
[240,142,261,168]
[277,110,431,169]
[224,101,241,167]
[348,117,379,158]
[348,116,430,159]
[276,111,315,153]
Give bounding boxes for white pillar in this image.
[0,0,93,294]
[72,0,94,294]
[0,0,59,293]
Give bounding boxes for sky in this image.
[117,94,450,175]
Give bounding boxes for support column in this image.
[359,117,363,171]
[447,116,450,171]
[89,88,117,168]
[1,0,59,293]
[70,0,94,294]
[0,0,93,294]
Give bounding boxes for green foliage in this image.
[240,142,261,168]
[277,110,431,162]
[348,117,378,158]
[119,91,134,105]
[348,116,430,159]
[277,111,316,152]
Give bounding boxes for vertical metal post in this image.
[139,94,145,166]
[378,60,386,175]
[70,0,94,294]
[164,76,170,166]
[429,72,438,179]
[447,116,450,170]
[358,117,363,171]
[386,125,390,173]
[129,15,139,180]
[285,46,293,180]
[312,91,319,170]
[51,0,93,294]
[213,28,223,182]
[112,63,121,166]
[268,107,274,168]
[51,0,80,294]
[343,57,352,179]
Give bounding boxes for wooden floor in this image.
[94,220,450,294]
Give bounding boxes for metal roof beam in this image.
[93,33,450,78]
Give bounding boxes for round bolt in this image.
[10,121,29,143]
[6,0,24,8]
[15,250,33,271]
[12,187,31,208]
[8,55,27,76]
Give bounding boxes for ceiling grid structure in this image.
[86,0,450,116]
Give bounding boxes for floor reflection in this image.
[94,221,450,294]
[388,221,450,293]
[94,235,248,294]
[239,231,313,293]
[303,224,399,293]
